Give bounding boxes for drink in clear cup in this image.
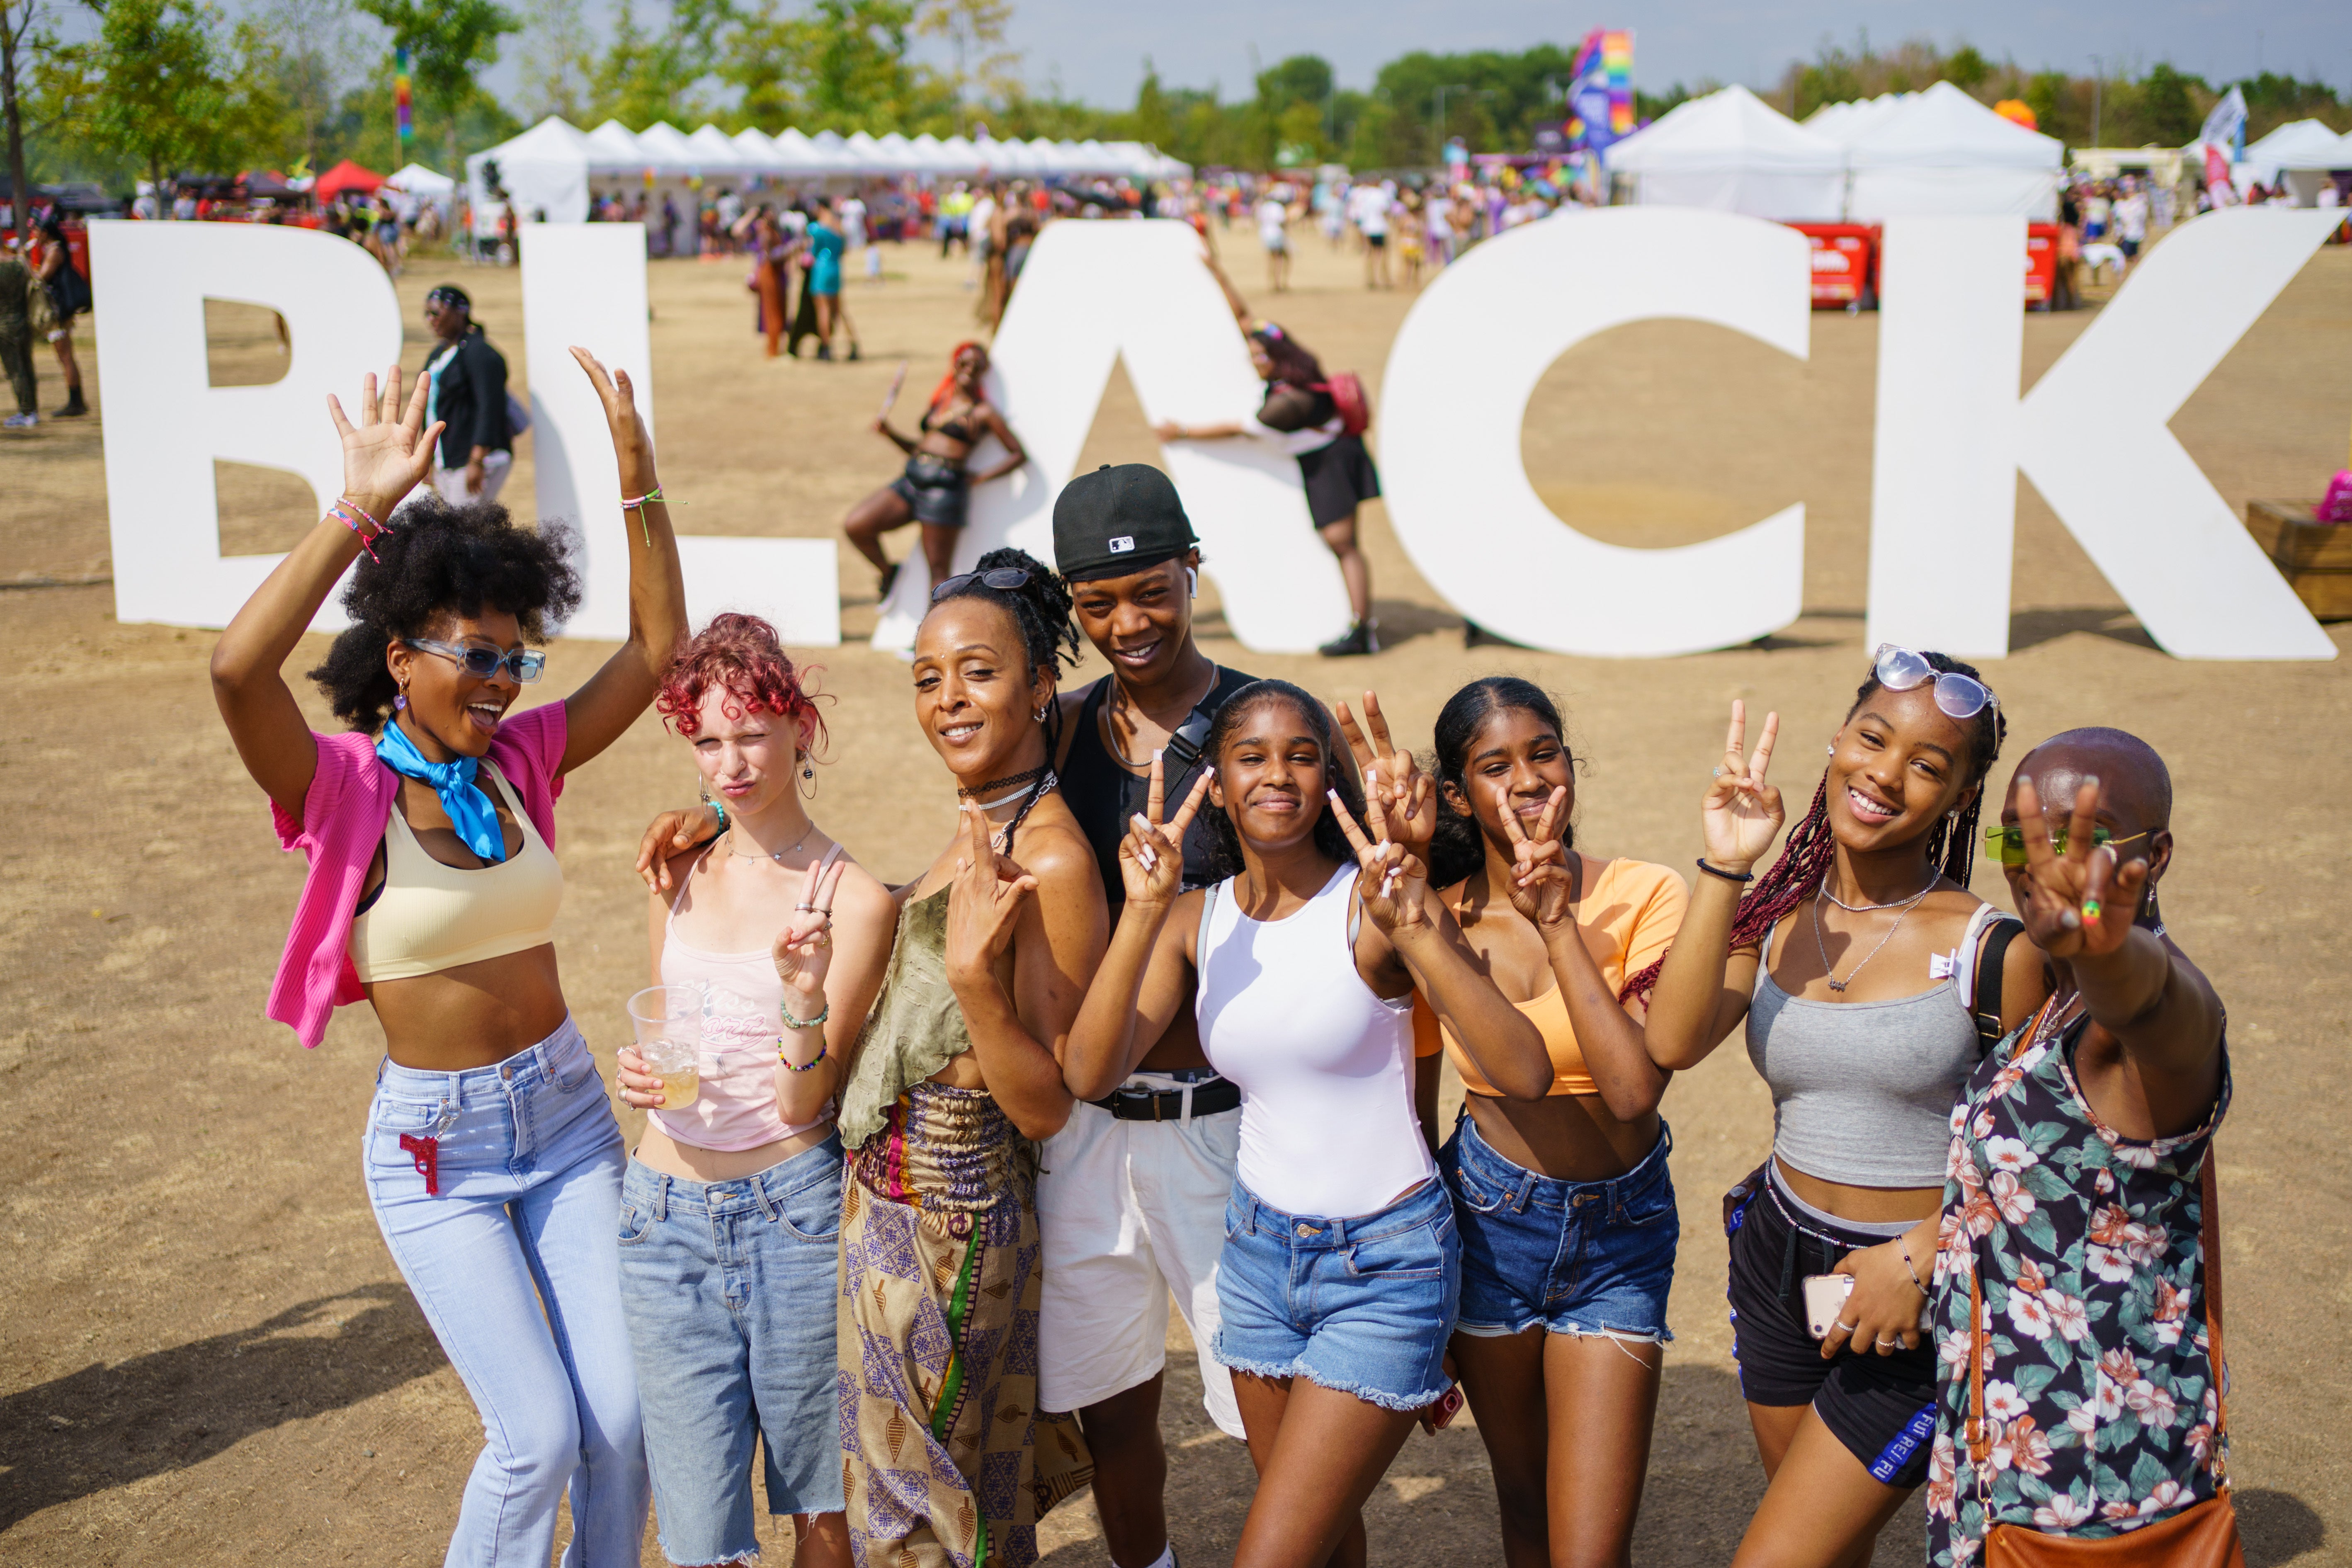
[626,985,703,1110]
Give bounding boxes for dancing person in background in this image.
[1154,251,1384,657]
[842,341,1028,600]
[834,552,1104,1566]
[1408,677,1690,1567]
[613,615,897,1568]
[747,211,799,359]
[208,352,687,1565]
[1066,681,1544,1568]
[418,286,515,507]
[804,199,857,361]
[1256,182,1292,292]
[1640,655,2049,1568]
[1930,732,2232,1563]
[34,214,86,418]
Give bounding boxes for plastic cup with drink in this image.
[626,984,704,1110]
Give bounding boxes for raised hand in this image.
[2010,776,2145,961]
[944,801,1039,985]
[325,365,442,512]
[772,854,847,1000]
[1702,699,1784,871]
[636,803,723,891]
[1497,784,1578,934]
[1336,691,1435,857]
[1119,753,1213,909]
[569,346,655,484]
[1328,787,1431,937]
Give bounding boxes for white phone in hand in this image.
[1803,1272,1855,1340]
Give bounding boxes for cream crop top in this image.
[349,763,563,983]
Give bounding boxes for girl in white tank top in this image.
[1063,680,1546,1568]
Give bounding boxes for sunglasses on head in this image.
[1873,644,1998,721]
[406,638,546,683]
[931,568,1031,602]
[1983,824,2150,868]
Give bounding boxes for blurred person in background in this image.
[418,285,515,506]
[1,235,38,428]
[35,213,87,418]
[1257,181,1293,292]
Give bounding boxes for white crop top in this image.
[1195,863,1429,1218]
[350,763,563,983]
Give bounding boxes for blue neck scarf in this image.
[376,719,508,864]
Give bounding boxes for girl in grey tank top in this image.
[1635,655,2046,1566]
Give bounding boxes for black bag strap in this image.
[1972,917,2024,1056]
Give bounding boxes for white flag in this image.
[2198,86,2247,158]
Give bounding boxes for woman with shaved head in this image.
[1927,728,2236,1563]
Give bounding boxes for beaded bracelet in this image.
[709,797,728,836]
[331,498,389,563]
[1901,1240,1927,1293]
[778,1036,830,1072]
[780,995,830,1032]
[619,487,677,546]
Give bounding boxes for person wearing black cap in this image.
[419,285,517,505]
[1033,462,1259,1568]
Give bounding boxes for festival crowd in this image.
[202,326,2242,1566]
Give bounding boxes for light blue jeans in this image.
[364,1017,648,1568]
[618,1137,846,1564]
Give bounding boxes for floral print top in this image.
[1926,1006,2230,1561]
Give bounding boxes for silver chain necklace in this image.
[1811,875,1937,993]
[726,821,818,864]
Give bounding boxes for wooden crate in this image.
[2245,500,2352,621]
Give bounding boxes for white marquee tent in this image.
[1604,85,1846,220]
[1844,81,2062,221]
[466,117,600,224]
[2241,119,2352,196]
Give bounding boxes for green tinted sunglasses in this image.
[1983,824,2149,867]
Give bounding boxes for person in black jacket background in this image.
[420,286,517,505]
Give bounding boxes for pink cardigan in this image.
[267,702,568,1047]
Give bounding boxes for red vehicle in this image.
[2024,222,2062,308]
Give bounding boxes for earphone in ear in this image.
[1186,568,1198,599]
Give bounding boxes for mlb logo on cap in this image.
[1109,536,1135,553]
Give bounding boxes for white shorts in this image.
[1036,1084,1244,1438]
[431,448,513,507]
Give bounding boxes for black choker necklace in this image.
[958,763,1050,800]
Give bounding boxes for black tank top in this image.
[1061,665,1255,917]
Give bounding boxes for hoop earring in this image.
[1034,704,1049,723]
[799,763,817,801]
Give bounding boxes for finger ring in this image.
[1713,765,1724,778]
[1834,1319,1857,1333]
[1875,1337,1899,1349]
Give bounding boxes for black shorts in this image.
[1725,1167,1937,1488]
[1297,434,1380,528]
[1365,233,1387,248]
[889,456,968,527]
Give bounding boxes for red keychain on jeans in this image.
[399,1133,442,1194]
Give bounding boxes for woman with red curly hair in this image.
[610,612,897,1568]
[841,340,1029,602]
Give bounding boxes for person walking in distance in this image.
[0,237,38,429]
[614,615,898,1568]
[207,351,688,1565]
[418,286,516,507]
[1256,182,1293,293]
[1640,654,2051,1568]
[33,214,87,417]
[1153,252,1384,658]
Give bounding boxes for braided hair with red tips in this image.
[1620,649,2006,1001]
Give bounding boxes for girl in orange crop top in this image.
[1393,676,1691,1568]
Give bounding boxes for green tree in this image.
[87,0,243,204]
[1945,45,1989,89]
[2,0,80,231]
[354,0,517,166]
[915,0,1017,134]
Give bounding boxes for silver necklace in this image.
[726,821,818,864]
[1811,875,1937,993]
[1820,876,1940,913]
[968,779,1041,812]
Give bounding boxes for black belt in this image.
[1088,1078,1241,1122]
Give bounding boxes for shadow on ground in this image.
[0,1284,441,1531]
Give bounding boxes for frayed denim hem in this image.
[1213,1350,1448,1414]
[1456,1316,1673,1345]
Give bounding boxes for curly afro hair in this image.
[308,494,581,733]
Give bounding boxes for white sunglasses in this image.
[1873,644,1997,721]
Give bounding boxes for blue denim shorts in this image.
[1212,1176,1460,1413]
[1440,1112,1678,1343]
[617,1136,846,1562]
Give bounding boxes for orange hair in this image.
[930,341,987,410]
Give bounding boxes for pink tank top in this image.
[652,843,842,1151]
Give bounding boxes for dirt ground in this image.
[2,219,2347,1567]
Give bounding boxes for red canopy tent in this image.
[315,159,384,198]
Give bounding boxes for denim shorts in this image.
[1441,1113,1678,1343]
[617,1135,846,1563]
[1212,1176,1459,1413]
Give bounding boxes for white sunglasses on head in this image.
[1873,644,1997,721]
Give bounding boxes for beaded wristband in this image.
[778,1036,830,1072]
[331,499,389,562]
[780,995,830,1032]
[1901,1240,1927,1293]
[709,798,728,836]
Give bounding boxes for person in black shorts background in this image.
[842,340,1029,601]
[1153,252,1384,658]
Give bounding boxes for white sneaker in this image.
[2,412,37,428]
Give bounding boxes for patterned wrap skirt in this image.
[839,1082,1092,1568]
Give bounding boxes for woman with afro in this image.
[209,349,688,1564]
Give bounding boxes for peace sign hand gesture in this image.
[1497,784,1579,934]
[325,365,442,515]
[1336,692,1435,859]
[1328,787,1431,938]
[771,853,847,1002]
[944,802,1040,987]
[1703,699,1784,872]
[1120,752,1214,910]
[2010,775,2144,961]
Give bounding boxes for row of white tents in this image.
[1606,83,2065,222]
[466,116,1189,224]
[1606,82,2352,224]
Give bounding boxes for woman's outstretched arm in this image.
[555,347,689,776]
[969,405,1028,483]
[210,367,441,821]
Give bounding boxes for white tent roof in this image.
[731,127,785,170]
[1605,85,1847,221]
[1805,93,1913,148]
[466,116,598,224]
[1845,81,2061,220]
[635,122,704,170]
[2246,119,2352,180]
[384,162,456,195]
[583,119,664,173]
[688,123,751,174]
